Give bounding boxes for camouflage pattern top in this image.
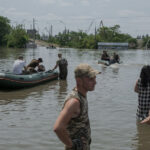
[63,88,91,150]
[27,59,39,68]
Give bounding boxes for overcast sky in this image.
[0,0,150,37]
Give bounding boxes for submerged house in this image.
[98,42,128,50]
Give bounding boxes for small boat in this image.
[109,63,119,69]
[98,60,109,66]
[98,60,120,69]
[0,70,58,89]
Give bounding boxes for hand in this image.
[140,116,150,125]
[72,139,83,150]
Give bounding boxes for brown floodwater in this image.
[0,47,150,150]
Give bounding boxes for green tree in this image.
[46,24,138,49]
[7,25,29,48]
[128,38,138,49]
[0,16,11,46]
[97,24,132,43]
[142,35,150,49]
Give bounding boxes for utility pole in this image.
[50,25,53,36]
[100,20,107,39]
[95,25,97,49]
[95,26,97,40]
[100,20,104,28]
[33,18,35,30]
[33,18,36,42]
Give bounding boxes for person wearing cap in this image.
[13,56,27,75]
[26,58,43,73]
[53,63,100,150]
[52,53,68,80]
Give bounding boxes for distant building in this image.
[41,35,49,41]
[27,29,37,39]
[98,42,128,50]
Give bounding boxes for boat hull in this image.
[98,60,120,69]
[0,71,58,89]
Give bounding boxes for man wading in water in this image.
[53,63,100,150]
[52,53,68,80]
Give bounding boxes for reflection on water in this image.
[135,122,150,150]
[0,47,150,150]
[58,80,68,95]
[56,80,68,107]
[0,80,58,104]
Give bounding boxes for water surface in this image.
[0,47,150,150]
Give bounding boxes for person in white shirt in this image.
[13,56,26,74]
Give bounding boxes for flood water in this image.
[0,46,150,150]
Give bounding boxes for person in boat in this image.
[109,56,117,65]
[13,56,27,75]
[53,63,100,150]
[101,50,110,61]
[37,64,45,72]
[113,52,120,63]
[26,58,43,73]
[99,54,118,66]
[52,53,68,80]
[134,65,150,123]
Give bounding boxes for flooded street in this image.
[0,47,150,150]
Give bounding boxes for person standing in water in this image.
[134,65,150,123]
[53,63,100,150]
[52,53,68,80]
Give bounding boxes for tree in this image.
[0,16,11,46]
[142,35,150,49]
[7,25,29,48]
[128,38,138,49]
[44,24,138,49]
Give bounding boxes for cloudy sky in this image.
[0,0,150,37]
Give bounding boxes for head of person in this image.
[38,65,45,72]
[18,56,23,60]
[103,50,106,54]
[74,63,100,91]
[140,65,150,87]
[58,53,62,58]
[38,58,43,63]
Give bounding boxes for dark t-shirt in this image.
[27,59,39,68]
[114,54,119,62]
[101,53,110,61]
[57,58,68,79]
